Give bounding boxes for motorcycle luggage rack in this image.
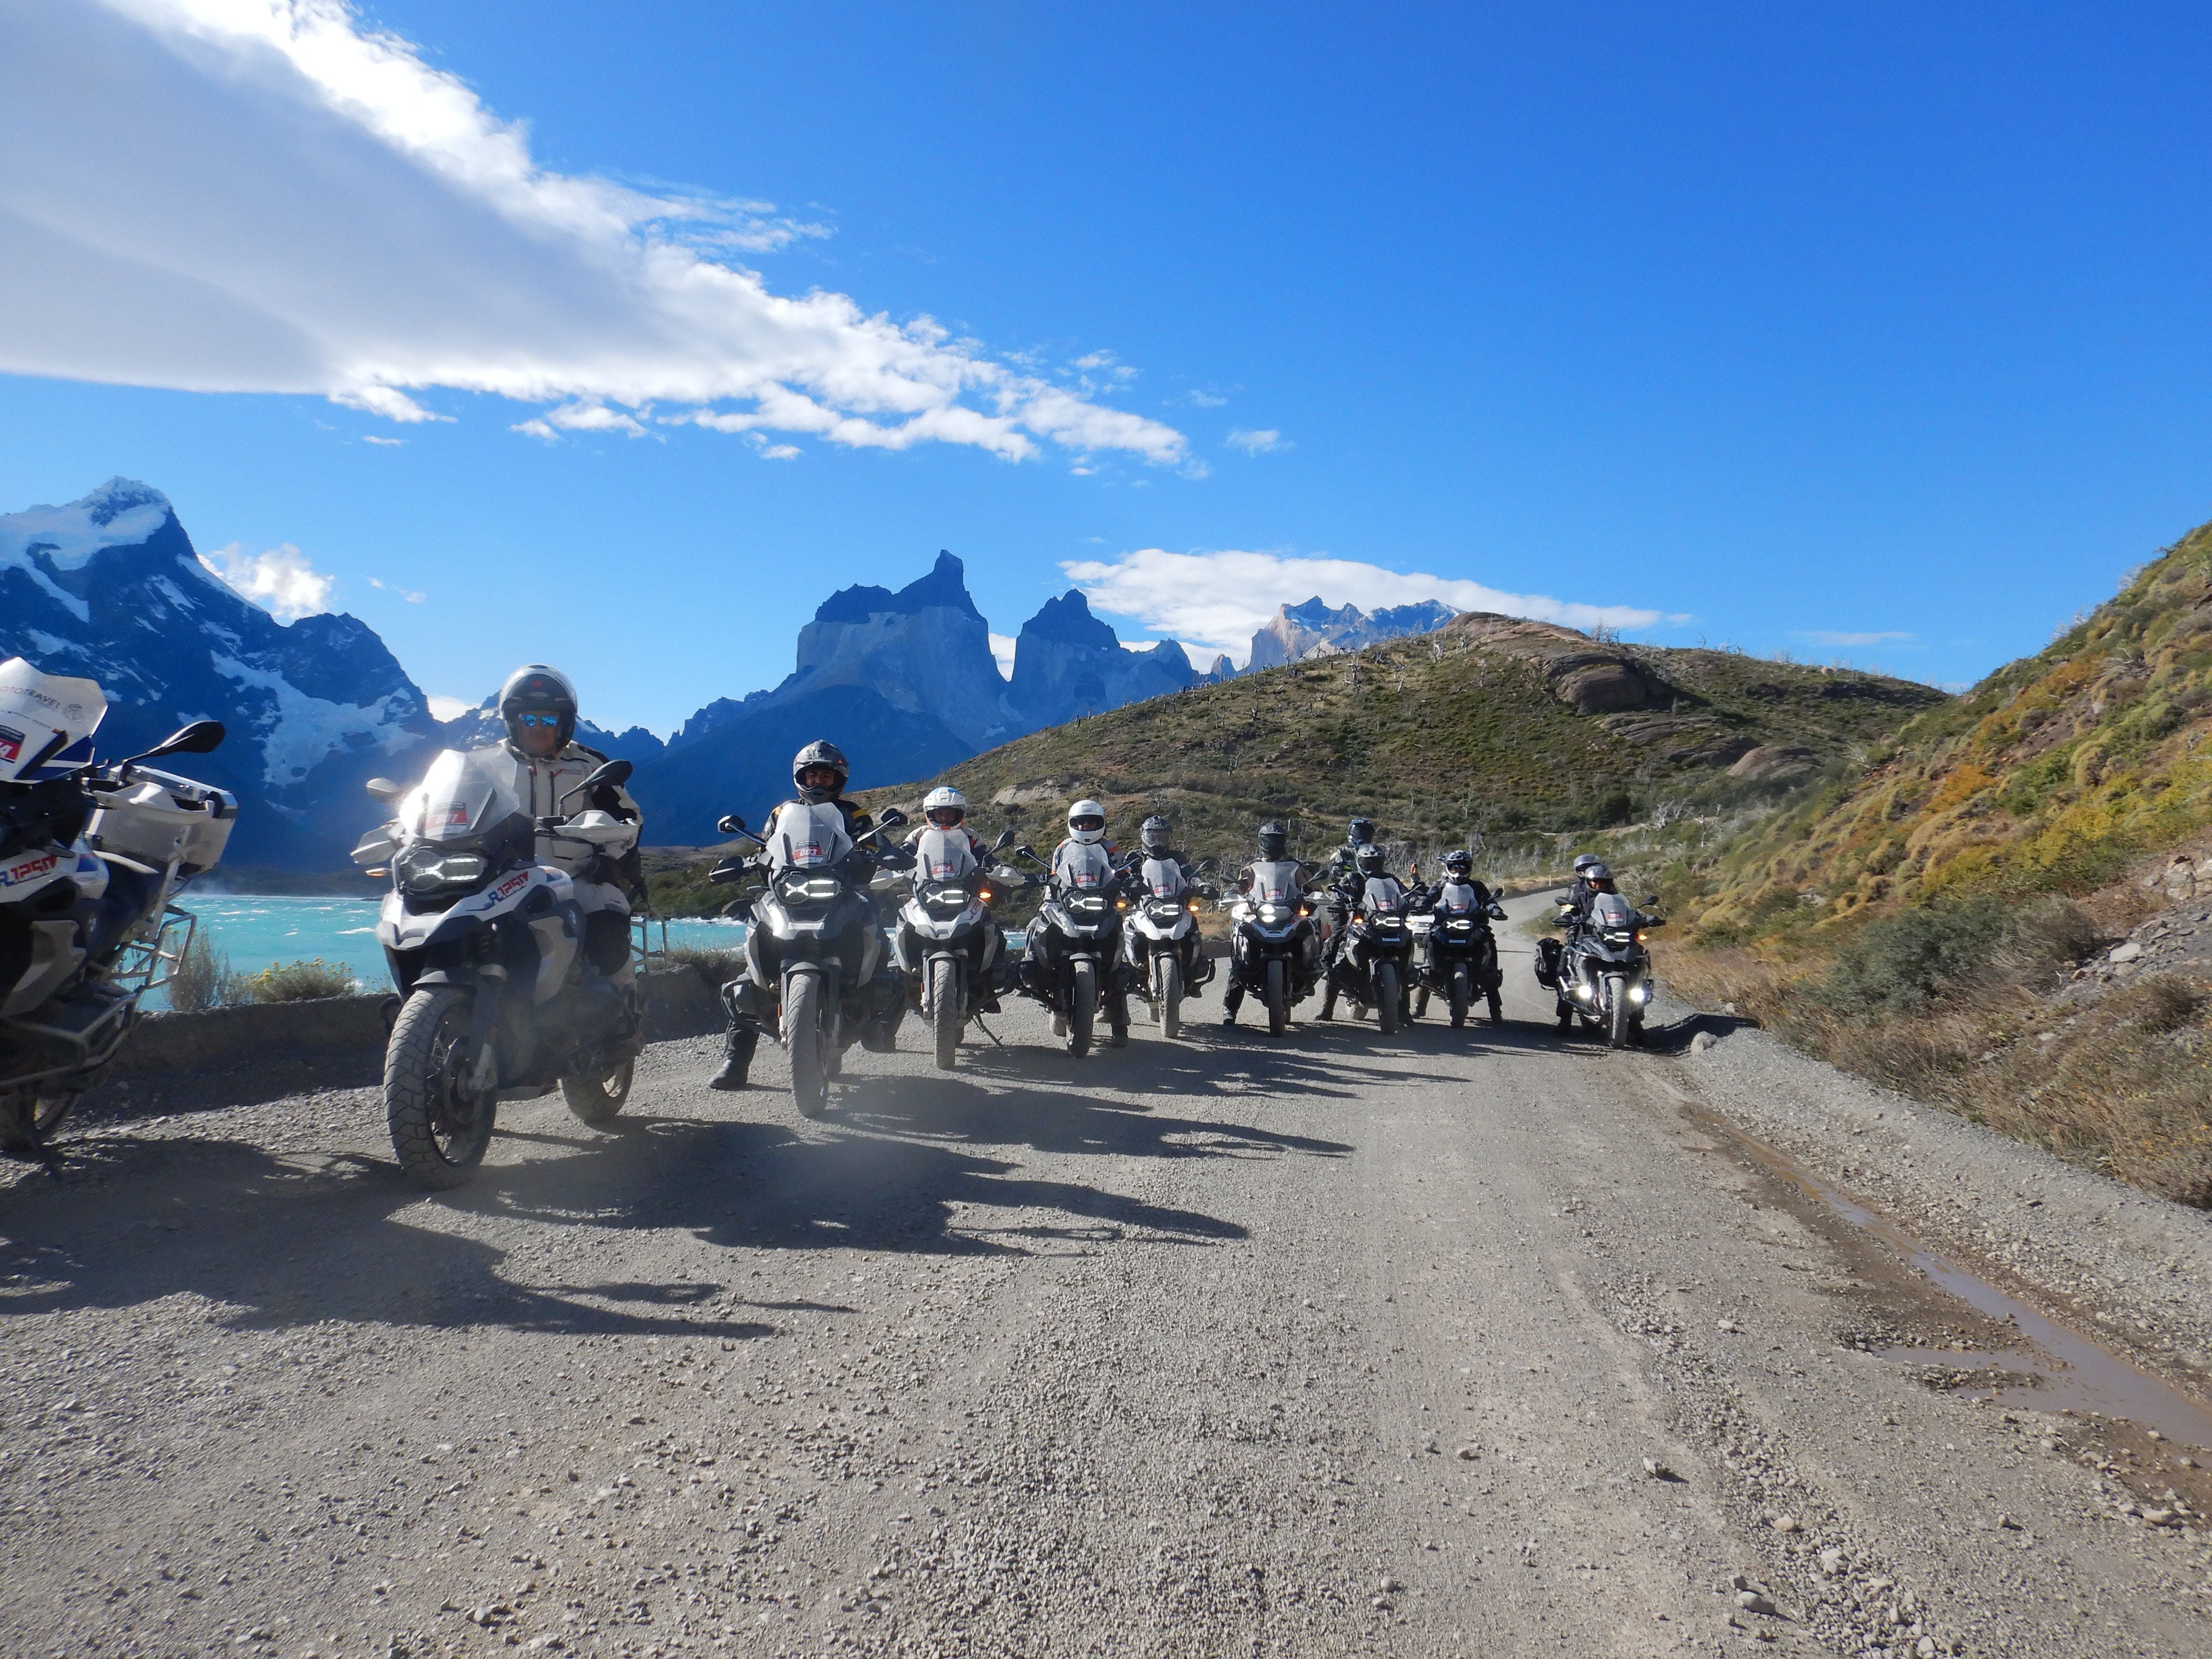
[108,905,196,996]
[631,912,670,967]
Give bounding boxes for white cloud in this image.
[424,693,471,721]
[0,0,1186,466]
[367,575,425,602]
[1792,629,1916,648]
[199,540,335,621]
[1181,389,1228,408]
[1064,549,1668,665]
[1226,428,1287,455]
[986,633,1017,679]
[360,433,403,446]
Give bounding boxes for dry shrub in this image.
[661,945,744,986]
[166,928,240,1012]
[237,958,357,1003]
[1663,917,2212,1209]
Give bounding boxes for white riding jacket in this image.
[470,741,641,879]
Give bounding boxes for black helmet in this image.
[1257,820,1287,861]
[792,740,849,804]
[1585,859,1615,890]
[1347,817,1375,846]
[1443,849,1473,877]
[499,664,577,750]
[1140,815,1172,854]
[1355,845,1387,878]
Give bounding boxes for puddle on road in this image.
[1687,1106,2212,1453]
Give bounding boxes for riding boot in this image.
[709,1023,757,1091]
[1319,983,1338,1021]
[1219,984,1243,1028]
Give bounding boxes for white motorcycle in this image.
[891,825,1024,1070]
[1,659,231,1153]
[1119,855,1216,1039]
[352,749,643,1189]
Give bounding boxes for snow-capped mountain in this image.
[1246,596,1459,669]
[0,479,438,869]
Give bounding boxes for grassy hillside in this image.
[854,611,1944,871]
[1657,519,2212,1207]
[1675,520,2212,942]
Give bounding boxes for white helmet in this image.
[924,785,967,828]
[1067,799,1107,845]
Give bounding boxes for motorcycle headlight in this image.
[1447,919,1474,931]
[1573,983,1593,1000]
[1605,930,1635,945]
[399,846,487,893]
[1259,903,1290,924]
[778,870,843,904]
[1629,984,1648,1003]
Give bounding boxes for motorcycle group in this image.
[0,657,1666,1188]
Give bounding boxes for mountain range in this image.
[3,481,1461,866]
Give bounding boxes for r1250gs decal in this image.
[1,851,61,888]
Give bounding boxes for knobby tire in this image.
[785,973,828,1117]
[562,1058,633,1125]
[386,986,495,1190]
[930,957,962,1071]
[1264,959,1288,1037]
[1376,963,1402,1035]
[1068,960,1097,1056]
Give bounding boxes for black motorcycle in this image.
[1225,861,1324,1037]
[1015,848,1131,1056]
[710,806,910,1117]
[1411,882,1508,1027]
[1328,875,1418,1034]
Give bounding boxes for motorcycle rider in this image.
[1219,819,1305,1027]
[1019,798,1121,994]
[1539,853,1605,987]
[1121,814,1196,886]
[475,665,643,987]
[1319,843,1405,1020]
[1320,816,1379,971]
[710,739,897,1090]
[1416,849,1497,912]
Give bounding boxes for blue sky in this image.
[5,2,2212,732]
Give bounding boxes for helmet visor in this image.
[926,805,965,827]
[1070,814,1105,834]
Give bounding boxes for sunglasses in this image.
[516,712,562,728]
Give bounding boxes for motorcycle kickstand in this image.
[971,1013,1008,1048]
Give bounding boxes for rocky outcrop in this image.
[1009,591,1221,728]
[1247,596,1457,670]
[0,479,440,869]
[1440,612,1672,715]
[1727,745,1820,784]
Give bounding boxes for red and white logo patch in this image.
[0,725,24,764]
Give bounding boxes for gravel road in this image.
[4,895,2210,1658]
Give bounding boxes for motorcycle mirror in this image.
[1643,894,1661,907]
[128,719,226,765]
[365,777,403,803]
[708,859,748,884]
[878,806,909,829]
[717,813,747,835]
[993,827,1016,851]
[555,757,631,809]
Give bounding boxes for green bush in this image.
[236,958,358,1003]
[1814,896,2014,1016]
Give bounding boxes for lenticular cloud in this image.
[0,0,1186,463]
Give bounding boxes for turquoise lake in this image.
[149,892,746,1009]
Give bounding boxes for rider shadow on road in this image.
[0,1130,777,1341]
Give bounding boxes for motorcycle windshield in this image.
[914,826,977,881]
[407,749,522,845]
[1249,860,1301,904]
[1141,856,1184,897]
[1439,881,1478,914]
[1058,842,1115,890]
[0,657,106,782]
[1591,893,1634,929]
[771,802,854,870]
[1362,876,1405,912]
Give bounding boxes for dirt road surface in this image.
[5,897,2210,1657]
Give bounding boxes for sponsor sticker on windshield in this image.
[442,805,471,830]
[0,725,23,764]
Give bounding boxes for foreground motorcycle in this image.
[1328,874,1417,1034]
[1411,879,1508,1027]
[1120,854,1214,1038]
[710,805,909,1116]
[1,660,231,1153]
[1549,890,1665,1047]
[352,749,643,1188]
[892,825,1024,1070]
[1016,843,1130,1056]
[1225,863,1324,1037]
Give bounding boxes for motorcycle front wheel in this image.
[1264,959,1288,1036]
[386,986,496,1190]
[1156,956,1183,1040]
[1376,963,1402,1035]
[562,1058,634,1126]
[784,974,829,1117]
[1606,975,1631,1049]
[1449,965,1471,1029]
[0,1091,75,1155]
[1068,960,1097,1056]
[930,957,962,1071]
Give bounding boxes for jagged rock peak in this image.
[814,550,981,625]
[1248,594,1459,670]
[1018,590,1122,649]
